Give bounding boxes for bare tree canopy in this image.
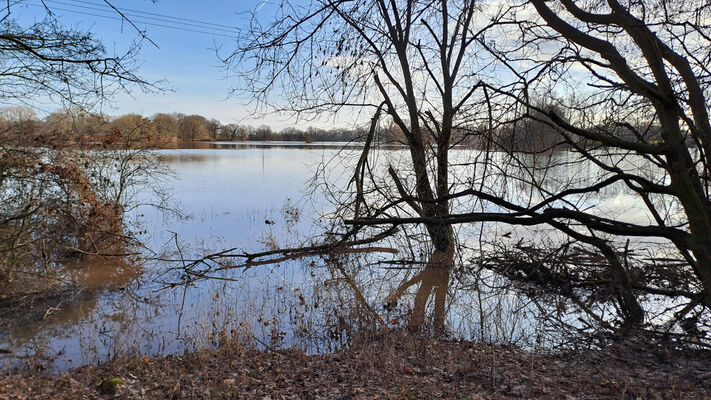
[0,1,153,109]
[456,0,711,331]
[225,0,711,339]
[228,0,497,332]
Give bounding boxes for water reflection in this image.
[0,145,678,372]
[179,140,373,151]
[0,144,350,371]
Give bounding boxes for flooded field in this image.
[0,142,674,371]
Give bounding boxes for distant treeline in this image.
[0,106,666,151]
[0,106,369,146]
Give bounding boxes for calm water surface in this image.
[0,142,671,371]
[1,142,354,371]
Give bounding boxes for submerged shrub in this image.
[0,126,169,296]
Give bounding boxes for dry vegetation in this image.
[2,332,709,399]
[0,125,168,304]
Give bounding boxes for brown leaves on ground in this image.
[1,334,709,399]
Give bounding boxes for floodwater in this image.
[1,142,358,371]
[0,142,675,371]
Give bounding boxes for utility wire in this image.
[26,2,238,38]
[63,0,239,30]
[43,0,239,33]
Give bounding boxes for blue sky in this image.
[11,0,305,128]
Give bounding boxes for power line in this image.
[26,2,238,39]
[38,0,239,35]
[65,0,239,30]
[44,0,239,33]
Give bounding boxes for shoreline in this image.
[2,333,709,399]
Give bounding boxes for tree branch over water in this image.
[162,227,399,285]
[224,0,711,340]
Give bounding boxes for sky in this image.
[10,0,315,129]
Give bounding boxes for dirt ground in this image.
[1,333,710,399]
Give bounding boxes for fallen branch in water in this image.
[160,227,399,287]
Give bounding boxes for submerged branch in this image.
[163,227,399,285]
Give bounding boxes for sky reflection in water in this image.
[1,144,348,372]
[0,144,673,371]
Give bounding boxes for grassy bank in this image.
[2,333,709,399]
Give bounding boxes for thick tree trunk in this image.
[656,106,711,308]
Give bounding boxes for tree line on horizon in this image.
[0,106,372,146]
[2,104,633,151]
[2,103,666,152]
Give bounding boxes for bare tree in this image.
[229,0,711,339]
[228,0,499,332]
[152,113,180,140]
[178,114,210,141]
[219,123,247,141]
[112,113,156,139]
[423,0,711,332]
[0,2,152,109]
[206,118,222,141]
[0,1,157,297]
[0,106,37,137]
[45,107,109,135]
